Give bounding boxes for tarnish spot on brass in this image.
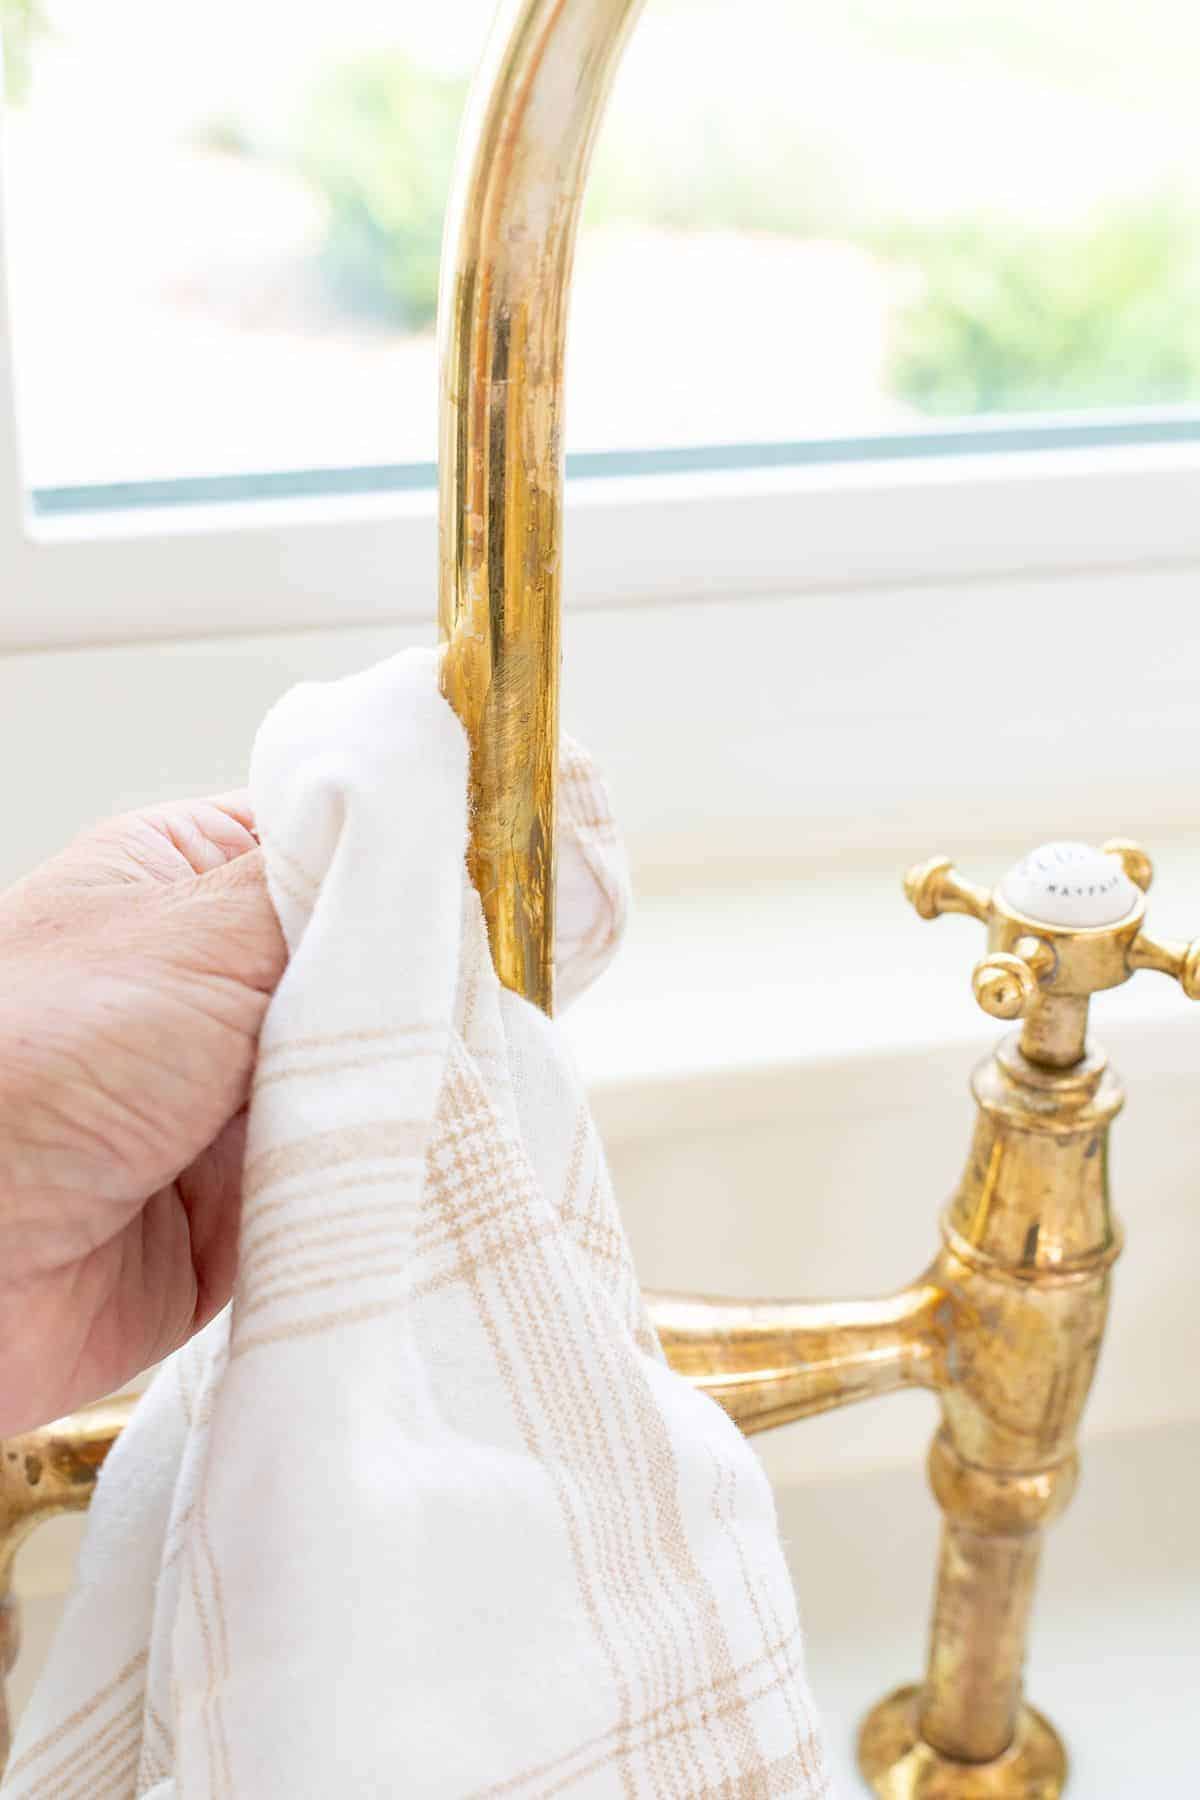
[968,1140,1004,1244]
[22,1456,42,1488]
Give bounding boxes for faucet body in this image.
[650,1022,1122,1795]
[864,1034,1121,1792]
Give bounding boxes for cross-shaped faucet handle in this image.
[905,838,1200,1026]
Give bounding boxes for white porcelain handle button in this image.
[1000,841,1138,928]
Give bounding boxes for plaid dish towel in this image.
[4,649,830,1799]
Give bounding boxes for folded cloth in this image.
[4,650,830,1799]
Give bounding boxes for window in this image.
[3,0,1200,508]
[0,0,1197,655]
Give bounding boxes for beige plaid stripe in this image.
[427,1053,643,1800]
[3,1655,146,1785]
[135,1698,174,1792]
[36,1723,141,1800]
[556,1113,654,1351]
[478,1095,706,1795]
[710,1455,828,1794]
[242,1119,428,1208]
[469,1626,810,1798]
[193,1487,234,1798]
[255,1021,442,1069]
[237,1200,418,1282]
[559,738,616,835]
[229,1200,570,1363]
[700,1743,831,1800]
[555,737,628,999]
[234,1066,642,1352]
[252,1041,439,1095]
[268,839,321,898]
[17,1697,141,1800]
[183,1502,227,1796]
[427,1045,788,1794]
[231,1117,433,1347]
[235,1165,417,1244]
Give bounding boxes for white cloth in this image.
[5,650,829,1799]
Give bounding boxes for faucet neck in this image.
[947,1037,1122,1274]
[1019,993,1090,1068]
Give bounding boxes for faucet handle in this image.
[1098,837,1200,1000]
[971,942,1057,1021]
[905,837,1200,1024]
[1127,926,1200,999]
[970,952,1036,1021]
[903,854,1025,1022]
[1101,838,1154,894]
[903,857,992,925]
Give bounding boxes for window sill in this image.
[3,437,1200,652]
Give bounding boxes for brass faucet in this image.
[1,4,1196,1794]
[653,835,1200,1796]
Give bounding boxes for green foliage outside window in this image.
[295,53,467,331]
[256,43,1200,419]
[884,203,1200,414]
[1,0,47,104]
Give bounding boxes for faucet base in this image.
[858,1685,1066,1798]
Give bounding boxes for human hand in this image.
[0,798,286,1435]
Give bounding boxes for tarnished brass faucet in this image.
[655,835,1200,1795]
[1,5,1196,1795]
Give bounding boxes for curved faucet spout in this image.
[438,0,647,1012]
[648,1279,949,1435]
[0,1397,135,1581]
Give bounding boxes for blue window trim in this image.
[30,407,1200,518]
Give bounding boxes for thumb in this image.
[169,846,289,998]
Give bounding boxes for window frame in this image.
[3,123,1200,655]
[3,435,1200,655]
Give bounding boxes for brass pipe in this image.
[1018,992,1089,1069]
[438,0,645,1014]
[921,1504,1047,1762]
[917,1432,1078,1765]
[0,1400,133,1587]
[648,1282,948,1435]
[0,1398,133,1768]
